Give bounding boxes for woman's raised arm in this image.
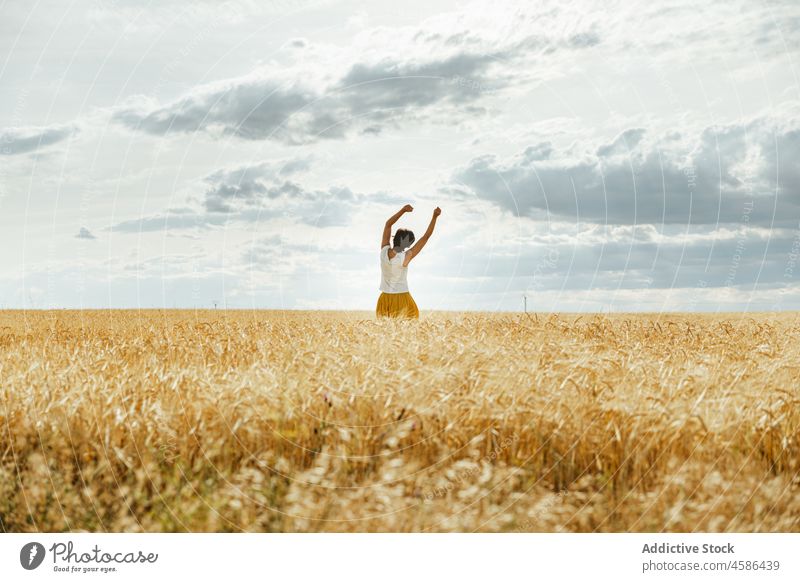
[381,204,413,247]
[404,207,440,264]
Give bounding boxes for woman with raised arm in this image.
[376,204,441,319]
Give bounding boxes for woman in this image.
[376,204,441,319]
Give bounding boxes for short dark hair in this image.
[393,228,415,248]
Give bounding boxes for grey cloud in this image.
[242,234,375,275]
[568,30,601,48]
[278,157,312,176]
[334,51,503,111]
[242,235,321,267]
[549,231,800,291]
[113,59,499,144]
[204,180,269,213]
[216,182,364,227]
[109,211,227,233]
[202,156,316,212]
[522,142,553,162]
[113,79,314,142]
[75,227,97,240]
[202,158,360,225]
[0,124,76,155]
[285,37,308,49]
[109,159,408,233]
[200,156,408,226]
[422,223,800,292]
[453,116,800,227]
[112,17,600,144]
[216,156,317,180]
[596,128,645,157]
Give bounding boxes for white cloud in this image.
[0,124,76,156]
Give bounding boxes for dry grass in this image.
[1,309,798,532]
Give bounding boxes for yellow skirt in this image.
[376,292,419,319]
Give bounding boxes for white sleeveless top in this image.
[379,245,409,293]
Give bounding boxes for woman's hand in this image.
[433,206,441,217]
[403,204,414,213]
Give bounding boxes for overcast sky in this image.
[2,0,799,311]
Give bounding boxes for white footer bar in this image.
[2,533,798,581]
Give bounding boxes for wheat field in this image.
[1,309,798,532]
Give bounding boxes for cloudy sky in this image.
[1,0,799,311]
